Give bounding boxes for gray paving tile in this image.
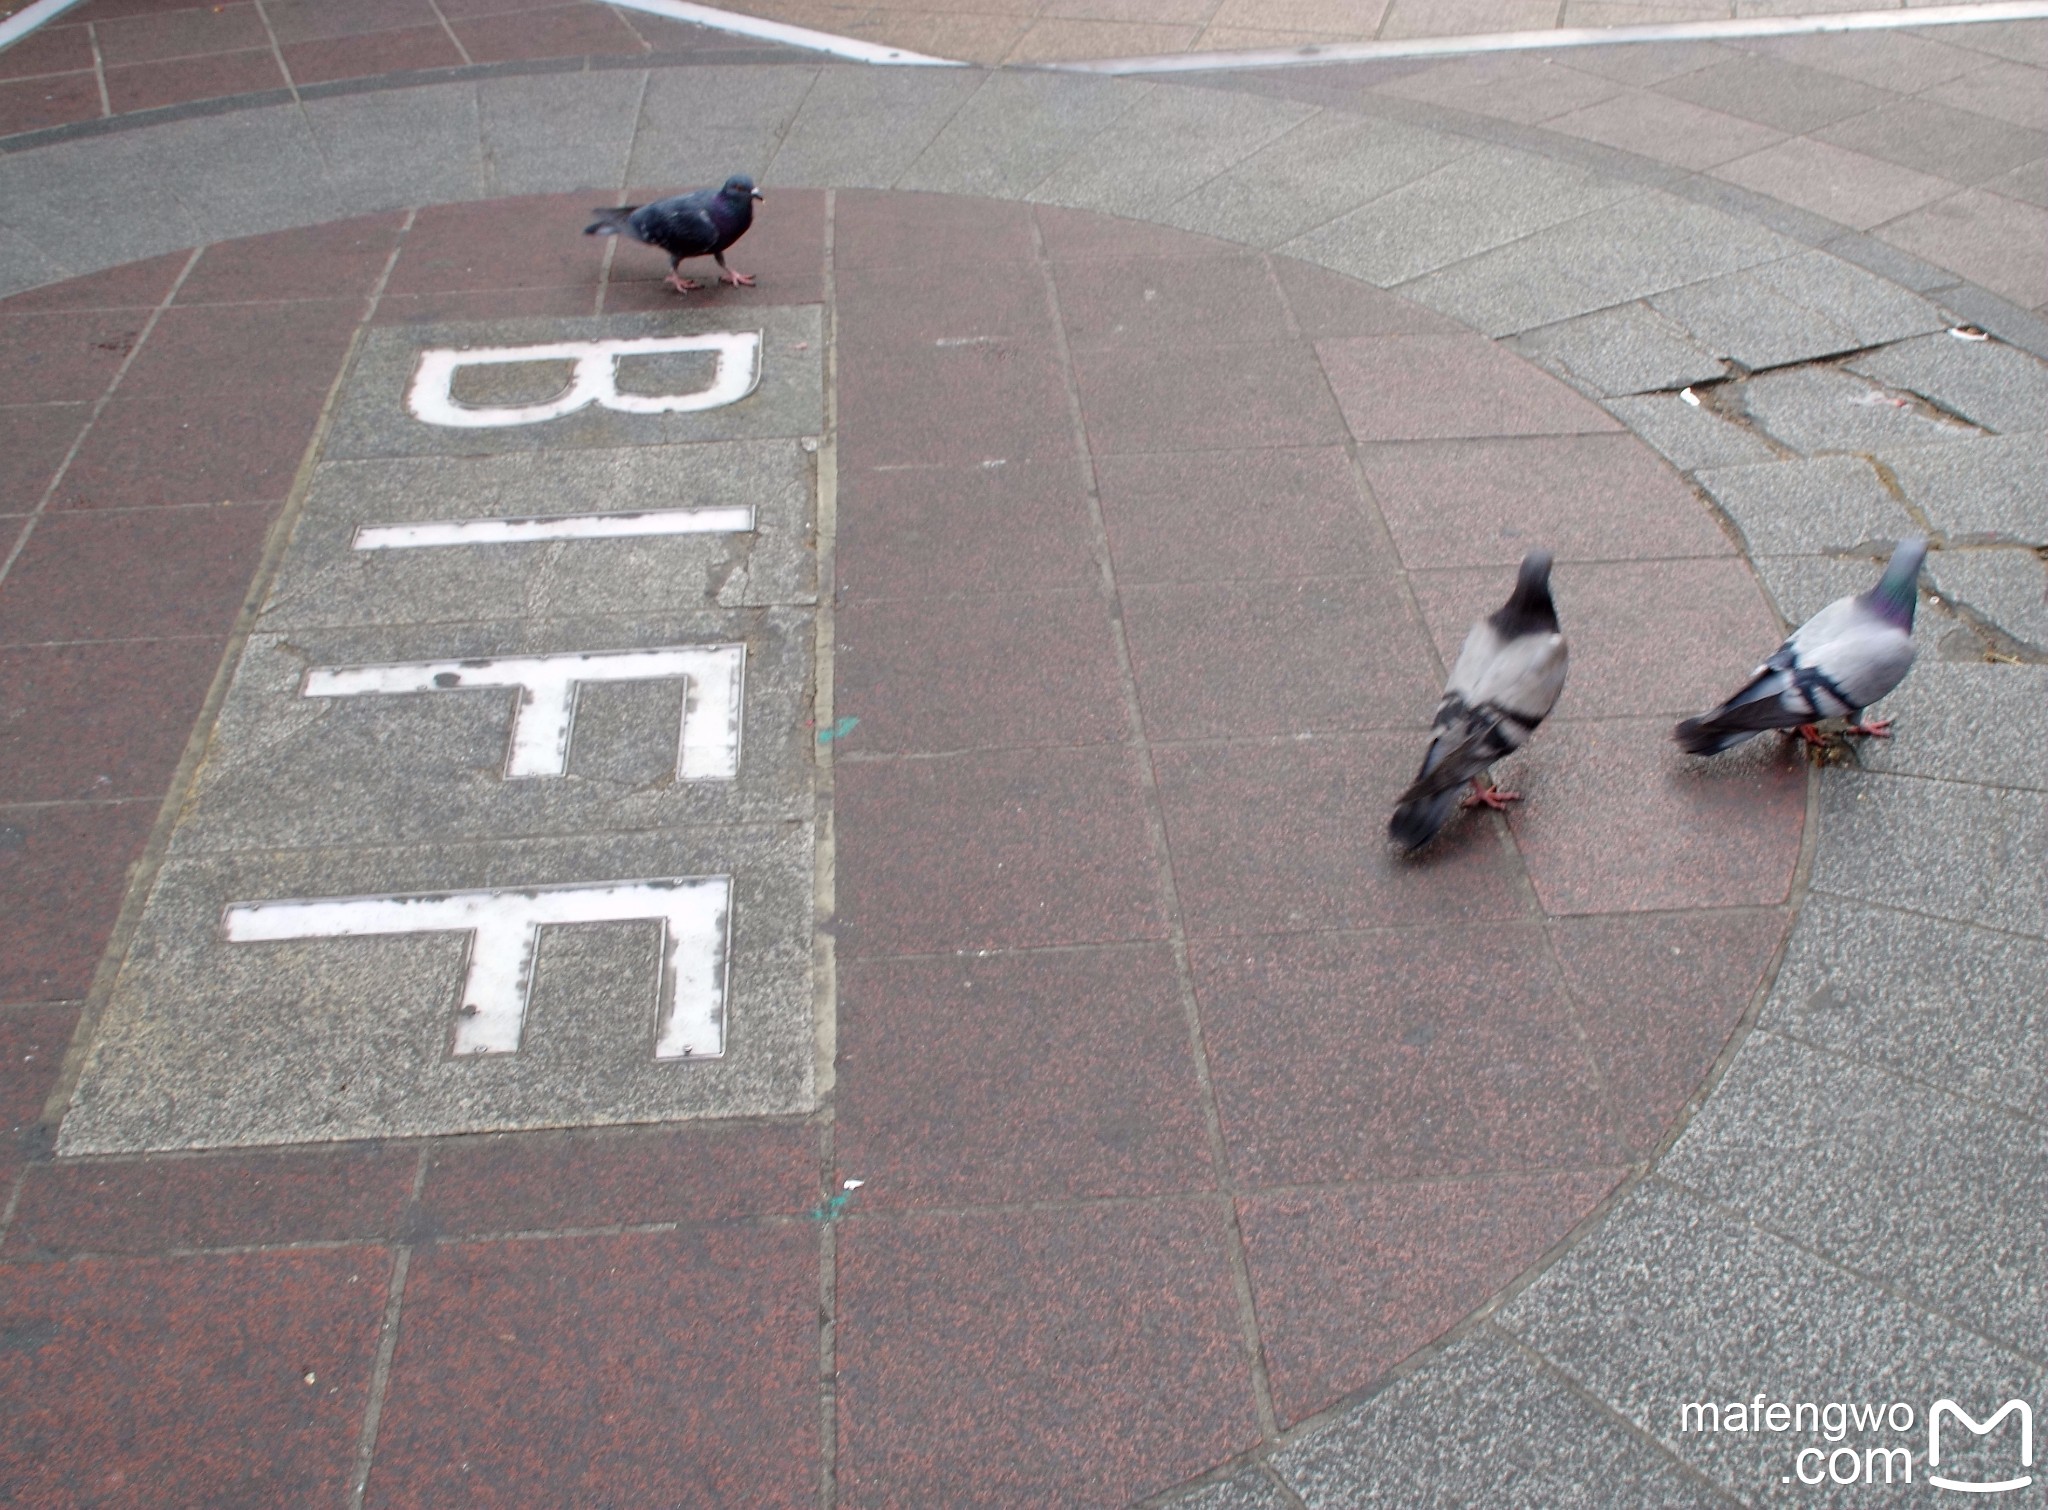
[1652,54,1901,135]
[1762,893,2048,1118]
[896,71,1147,200]
[1736,365,1979,456]
[1510,303,1725,398]
[1154,1465,1296,1509]
[0,132,209,277]
[1156,111,1475,251]
[1879,432,2048,541]
[1274,1331,1713,1510]
[1921,60,2048,133]
[1725,29,1994,92]
[301,81,487,213]
[1543,88,1785,174]
[1665,1031,2048,1357]
[1980,156,2048,210]
[102,107,340,244]
[1502,1178,2048,1506]
[1812,770,2048,937]
[1602,392,1780,472]
[626,64,817,188]
[1814,96,2048,187]
[1549,39,1732,87]
[1872,186,2048,312]
[1376,54,1624,127]
[1279,145,1636,290]
[1696,453,1917,557]
[1748,549,1900,628]
[1925,548,2048,648]
[1030,86,1316,220]
[1851,653,2048,787]
[766,65,984,189]
[1649,250,1947,371]
[1923,19,2048,68]
[478,67,644,198]
[0,222,74,300]
[1847,332,2048,434]
[1396,192,1799,337]
[1710,137,1958,233]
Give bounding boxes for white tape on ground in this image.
[607,0,964,65]
[0,0,89,54]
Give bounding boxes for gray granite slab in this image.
[1879,433,2048,542]
[0,221,74,301]
[0,131,209,275]
[322,308,825,460]
[1649,250,1946,371]
[1651,54,1901,136]
[1847,332,2048,435]
[300,82,488,214]
[1601,392,1781,472]
[1811,95,2048,187]
[60,823,816,1153]
[1029,87,1316,220]
[1850,655,2048,787]
[1764,894,2048,1120]
[108,107,342,244]
[626,64,819,188]
[1274,1330,1719,1509]
[1736,365,1980,456]
[766,65,984,189]
[1695,453,1918,557]
[1812,769,2048,938]
[896,71,1148,200]
[1510,303,1726,399]
[1925,548,2048,649]
[1748,550,1900,629]
[1664,1031,2048,1357]
[478,67,645,198]
[1153,1465,1298,1510]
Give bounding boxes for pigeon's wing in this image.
[1673,596,1864,754]
[1801,611,1917,710]
[631,195,722,259]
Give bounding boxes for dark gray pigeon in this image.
[1675,536,1925,756]
[1390,551,1568,853]
[585,175,764,293]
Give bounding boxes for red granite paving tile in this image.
[834,459,1100,602]
[281,24,467,84]
[5,1146,417,1257]
[0,310,148,405]
[1121,575,1442,739]
[93,1,267,64]
[390,194,616,295]
[1194,924,1626,1184]
[835,260,1058,355]
[1241,1172,1626,1424]
[0,504,274,644]
[176,215,405,305]
[367,1227,817,1509]
[1096,447,1387,584]
[0,253,184,313]
[57,388,327,508]
[620,11,767,49]
[0,71,100,136]
[834,589,1125,753]
[114,299,360,402]
[837,340,1077,470]
[1153,733,1528,936]
[835,746,1166,958]
[1272,255,1465,336]
[0,1248,391,1508]
[0,24,93,80]
[372,285,600,325]
[1054,253,1292,349]
[63,0,215,19]
[835,1203,1258,1507]
[834,189,1038,270]
[0,403,91,508]
[262,0,444,44]
[1318,333,1623,441]
[1409,556,1780,721]
[1502,716,1804,914]
[1553,908,1786,1153]
[1357,435,1732,570]
[0,801,155,1002]
[449,2,647,62]
[419,1122,818,1234]
[0,1005,76,1162]
[434,0,571,16]
[1035,204,1243,261]
[835,946,1213,1207]
[0,639,223,801]
[104,47,286,113]
[1072,342,1350,453]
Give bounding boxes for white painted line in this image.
[407,334,761,429]
[0,0,88,55]
[607,0,962,64]
[1052,0,2048,72]
[301,644,747,781]
[353,506,755,550]
[224,877,733,1058]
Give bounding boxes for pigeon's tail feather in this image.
[584,206,639,237]
[1673,715,1765,756]
[1389,786,1462,854]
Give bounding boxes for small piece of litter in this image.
[1680,388,1701,407]
[843,1178,865,1190]
[817,715,859,744]
[1949,326,1989,342]
[303,1372,317,1385]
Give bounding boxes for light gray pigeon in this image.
[1675,536,1925,756]
[1390,551,1568,853]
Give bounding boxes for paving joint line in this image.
[346,1148,428,1510]
[1748,1021,2045,1129]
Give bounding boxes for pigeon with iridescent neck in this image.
[585,175,763,294]
[1675,537,1925,756]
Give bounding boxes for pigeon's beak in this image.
[751,189,765,200]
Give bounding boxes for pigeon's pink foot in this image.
[1845,716,1894,738]
[721,269,756,287]
[1795,724,1828,748]
[1462,781,1521,811]
[665,273,702,293]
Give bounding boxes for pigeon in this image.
[585,175,764,294]
[1389,551,1568,853]
[1675,536,1925,756]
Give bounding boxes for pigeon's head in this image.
[722,175,765,202]
[1493,550,1559,635]
[1862,535,1927,630]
